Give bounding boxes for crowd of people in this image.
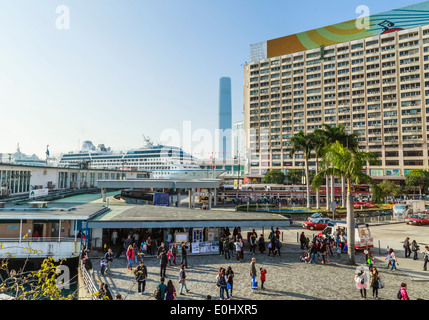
[80,226,427,301]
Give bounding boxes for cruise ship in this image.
[58,139,225,179]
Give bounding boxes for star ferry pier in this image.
[91,178,291,256]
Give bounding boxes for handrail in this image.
[79,255,115,300]
[0,237,77,242]
[79,257,100,300]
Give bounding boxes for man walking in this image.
[104,248,114,275]
[235,238,243,262]
[404,237,411,258]
[219,236,224,256]
[250,232,257,255]
[249,257,257,290]
[423,246,429,271]
[181,242,189,268]
[134,261,148,294]
[300,232,306,250]
[159,249,168,278]
[228,238,235,258]
[223,237,230,260]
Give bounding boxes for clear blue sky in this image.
[0,0,420,158]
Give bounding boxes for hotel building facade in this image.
[243,2,429,182]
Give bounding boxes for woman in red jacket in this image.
[260,267,267,290]
[126,245,135,270]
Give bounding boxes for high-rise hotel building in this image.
[243,2,429,181]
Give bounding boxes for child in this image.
[167,249,173,266]
[260,267,267,290]
[100,257,106,276]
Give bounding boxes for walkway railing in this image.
[79,256,114,300]
[79,257,100,300]
[0,237,78,242]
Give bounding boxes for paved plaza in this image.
[88,222,429,300]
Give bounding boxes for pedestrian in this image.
[97,282,107,299]
[268,237,276,257]
[179,264,190,295]
[159,249,168,278]
[274,237,282,256]
[411,240,420,260]
[355,269,367,299]
[423,246,429,271]
[126,245,134,270]
[249,233,257,255]
[274,227,281,239]
[167,248,173,266]
[386,248,398,271]
[399,282,410,300]
[333,228,340,248]
[157,242,166,257]
[134,261,148,294]
[234,238,243,262]
[216,267,229,300]
[219,236,224,256]
[111,230,118,246]
[104,248,114,275]
[225,266,234,298]
[239,238,245,261]
[100,257,106,276]
[308,241,317,264]
[103,283,113,300]
[299,232,306,250]
[223,237,230,260]
[171,242,177,265]
[124,235,133,251]
[165,279,176,300]
[260,267,267,290]
[146,236,153,255]
[370,267,381,299]
[320,242,329,264]
[133,243,139,264]
[181,242,189,268]
[250,257,258,291]
[115,294,122,300]
[154,277,167,300]
[228,238,235,258]
[403,237,411,258]
[258,234,266,253]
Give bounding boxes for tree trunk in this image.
[341,176,346,208]
[316,159,320,209]
[326,176,330,210]
[347,179,356,265]
[305,158,311,209]
[330,175,334,205]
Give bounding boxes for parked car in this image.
[405,214,429,226]
[354,212,373,218]
[308,212,325,221]
[302,218,331,230]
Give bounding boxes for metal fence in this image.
[355,214,407,224]
[0,237,78,242]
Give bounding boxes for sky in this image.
[0,0,421,159]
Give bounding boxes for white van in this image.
[320,221,373,250]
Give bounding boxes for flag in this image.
[46,145,50,157]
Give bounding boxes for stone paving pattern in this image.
[88,224,429,300]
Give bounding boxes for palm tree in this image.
[312,141,379,264]
[310,129,326,209]
[289,130,313,209]
[320,124,359,208]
